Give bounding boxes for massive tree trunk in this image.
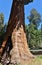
[0,0,34,64]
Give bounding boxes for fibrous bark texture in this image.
[10,25,33,64]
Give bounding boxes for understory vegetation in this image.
[25,8,42,49]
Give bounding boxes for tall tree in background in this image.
[0,13,5,46]
[0,13,7,48]
[0,13,4,36]
[40,24,42,47]
[28,8,41,29]
[41,24,42,39]
[26,8,41,49]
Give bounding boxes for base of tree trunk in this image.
[10,26,34,65]
[0,26,35,65]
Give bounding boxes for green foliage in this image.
[26,8,42,49]
[24,0,33,5]
[0,13,4,45]
[28,8,41,29]
[0,13,7,45]
[0,13,4,36]
[0,13,7,35]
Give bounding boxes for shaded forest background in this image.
[0,8,42,50]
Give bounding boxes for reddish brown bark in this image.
[0,0,34,64]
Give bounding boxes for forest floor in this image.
[20,55,42,65]
[28,55,42,65]
[0,55,42,65]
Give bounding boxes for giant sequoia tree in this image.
[0,0,34,65]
